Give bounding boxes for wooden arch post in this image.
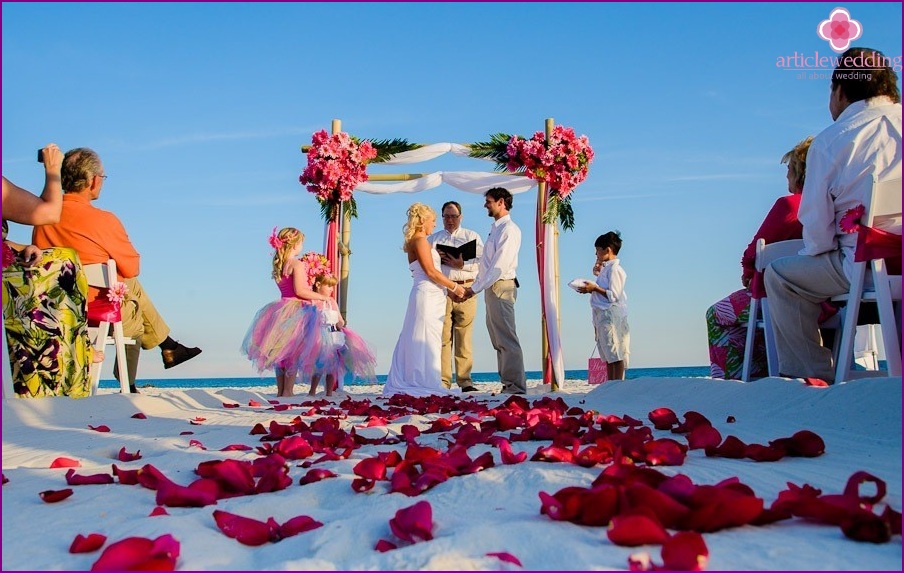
[536,118,561,391]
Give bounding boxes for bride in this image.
[383,203,465,397]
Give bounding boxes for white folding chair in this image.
[84,260,135,394]
[741,238,805,381]
[832,176,902,382]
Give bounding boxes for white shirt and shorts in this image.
[590,259,629,364]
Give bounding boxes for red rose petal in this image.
[149,506,169,517]
[50,457,81,469]
[222,403,239,408]
[278,515,323,538]
[248,400,262,407]
[389,500,434,543]
[352,478,376,492]
[40,488,74,503]
[375,539,397,552]
[661,531,709,571]
[88,424,111,433]
[213,510,274,546]
[299,469,338,485]
[686,425,722,450]
[66,468,115,485]
[607,514,670,546]
[112,464,140,485]
[117,447,142,462]
[131,413,147,419]
[487,552,523,566]
[841,510,893,543]
[90,534,180,571]
[648,408,679,430]
[353,457,387,480]
[70,533,107,553]
[155,481,217,507]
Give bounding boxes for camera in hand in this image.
[37,149,44,163]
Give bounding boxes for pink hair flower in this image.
[268,227,284,250]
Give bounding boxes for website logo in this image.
[817,7,862,52]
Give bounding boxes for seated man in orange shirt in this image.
[33,147,200,391]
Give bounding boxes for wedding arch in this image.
[300,119,594,391]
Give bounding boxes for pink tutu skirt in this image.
[299,317,378,390]
[241,298,320,376]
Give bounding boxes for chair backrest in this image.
[83,259,118,289]
[755,238,805,272]
[866,175,902,230]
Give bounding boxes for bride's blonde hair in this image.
[402,203,435,252]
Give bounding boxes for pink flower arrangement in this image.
[299,130,377,206]
[106,281,129,304]
[301,251,331,285]
[506,125,594,198]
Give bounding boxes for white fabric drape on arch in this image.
[334,142,565,387]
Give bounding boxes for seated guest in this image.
[32,147,201,392]
[705,136,812,379]
[2,144,97,397]
[765,47,901,383]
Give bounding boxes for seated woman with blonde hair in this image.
[705,137,813,380]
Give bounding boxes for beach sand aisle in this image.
[2,377,901,570]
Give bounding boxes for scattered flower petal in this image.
[90,534,180,571]
[39,489,74,503]
[117,447,142,462]
[50,457,81,469]
[70,533,107,553]
[389,500,434,543]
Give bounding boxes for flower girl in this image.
[307,272,377,396]
[241,228,331,397]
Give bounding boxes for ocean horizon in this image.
[100,365,713,389]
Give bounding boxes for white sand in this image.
[2,376,901,570]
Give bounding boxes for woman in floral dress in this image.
[3,219,93,398]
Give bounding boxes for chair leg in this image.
[88,322,109,396]
[761,300,780,377]
[112,322,132,394]
[741,298,759,382]
[871,260,902,377]
[834,278,866,384]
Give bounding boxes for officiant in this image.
[428,201,484,392]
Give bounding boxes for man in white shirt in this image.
[462,188,526,394]
[765,47,902,383]
[428,201,484,392]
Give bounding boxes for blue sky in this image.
[3,2,901,381]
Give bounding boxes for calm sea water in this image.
[99,366,712,390]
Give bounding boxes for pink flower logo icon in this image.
[817,7,862,53]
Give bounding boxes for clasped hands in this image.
[449,284,475,302]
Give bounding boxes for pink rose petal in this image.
[213,510,274,546]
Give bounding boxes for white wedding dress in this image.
[383,248,451,397]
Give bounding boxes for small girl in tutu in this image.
[307,273,377,396]
[241,227,332,397]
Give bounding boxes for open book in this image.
[435,239,478,261]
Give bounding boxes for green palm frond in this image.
[542,195,575,231]
[318,196,359,221]
[366,138,422,163]
[468,133,517,172]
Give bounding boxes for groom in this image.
[460,187,526,394]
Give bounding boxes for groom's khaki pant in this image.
[113,277,171,385]
[764,251,849,382]
[485,279,526,393]
[441,290,477,389]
